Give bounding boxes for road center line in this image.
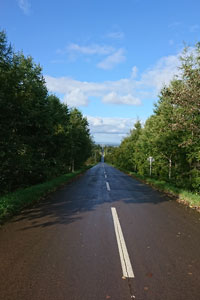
[111,207,134,278]
[106,181,110,191]
[105,174,107,179]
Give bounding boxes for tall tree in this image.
[69,108,92,171]
[0,31,93,194]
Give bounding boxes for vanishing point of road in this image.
[0,163,200,300]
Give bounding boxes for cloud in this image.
[102,92,140,105]
[87,116,138,143]
[106,31,124,40]
[97,48,126,69]
[17,0,31,15]
[140,54,181,92]
[45,75,141,107]
[67,43,114,55]
[88,116,135,134]
[131,66,138,79]
[45,51,181,107]
[58,42,126,69]
[63,89,89,107]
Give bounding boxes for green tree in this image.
[0,30,93,194]
[106,44,200,192]
[69,108,92,171]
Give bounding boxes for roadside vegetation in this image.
[0,30,101,196]
[0,166,93,224]
[105,44,200,210]
[0,30,103,222]
[114,167,199,211]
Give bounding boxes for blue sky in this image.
[1,0,200,144]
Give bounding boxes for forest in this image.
[0,30,95,195]
[105,44,200,193]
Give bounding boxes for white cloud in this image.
[58,42,126,69]
[102,92,141,105]
[45,52,183,143]
[131,66,138,79]
[45,75,140,107]
[88,116,135,134]
[45,51,181,107]
[97,48,126,69]
[63,89,88,107]
[87,116,138,143]
[17,0,31,15]
[67,43,114,55]
[140,54,181,92]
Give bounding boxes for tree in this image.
[68,108,92,171]
[0,31,93,194]
[105,43,200,192]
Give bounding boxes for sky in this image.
[1,0,200,144]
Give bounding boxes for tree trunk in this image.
[169,158,172,180]
[72,160,74,173]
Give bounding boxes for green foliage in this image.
[0,31,93,195]
[105,43,200,194]
[86,143,102,164]
[130,171,200,208]
[68,108,92,170]
[0,166,91,223]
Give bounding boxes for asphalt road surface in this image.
[0,163,200,300]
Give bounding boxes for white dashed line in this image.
[106,182,110,191]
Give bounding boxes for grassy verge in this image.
[110,164,200,212]
[0,166,92,224]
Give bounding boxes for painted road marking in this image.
[106,182,111,191]
[105,174,107,179]
[111,207,134,278]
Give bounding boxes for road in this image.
[0,163,200,300]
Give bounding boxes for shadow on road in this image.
[10,165,173,231]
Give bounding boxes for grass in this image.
[131,173,200,209]
[111,164,200,212]
[0,166,92,224]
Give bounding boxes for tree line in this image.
[105,44,200,193]
[0,30,94,195]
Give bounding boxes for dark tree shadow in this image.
[10,164,173,231]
